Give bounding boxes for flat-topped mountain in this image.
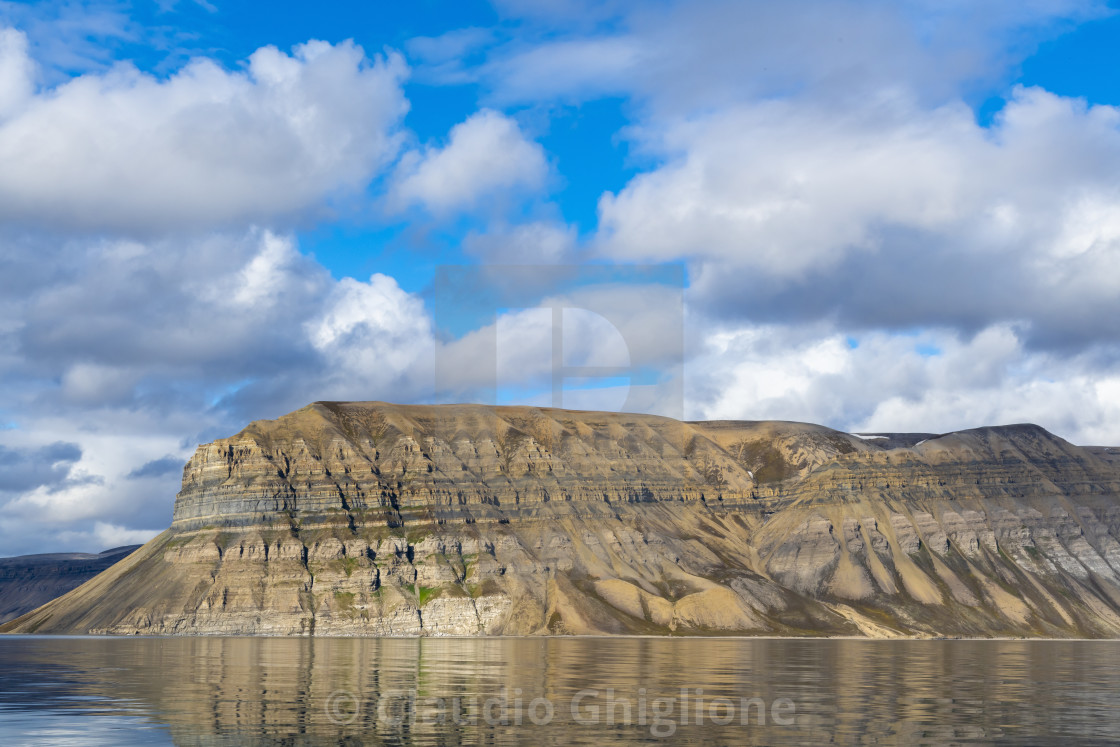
[6,402,1120,638]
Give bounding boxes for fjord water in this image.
[1,636,1118,745]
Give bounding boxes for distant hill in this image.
[0,546,141,623]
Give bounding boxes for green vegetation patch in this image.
[417,585,441,605]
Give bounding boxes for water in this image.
[1,636,1119,745]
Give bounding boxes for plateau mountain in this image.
[6,402,1120,638]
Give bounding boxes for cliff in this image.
[6,402,1120,638]
[0,545,141,623]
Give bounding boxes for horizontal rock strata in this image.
[7,402,1120,638]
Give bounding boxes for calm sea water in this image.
[1,636,1119,745]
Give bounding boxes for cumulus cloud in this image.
[0,24,433,555]
[5,226,452,429]
[472,1,1120,443]
[0,227,442,554]
[14,230,328,382]
[305,273,437,402]
[390,109,549,214]
[686,320,1120,445]
[0,31,409,232]
[595,87,1120,353]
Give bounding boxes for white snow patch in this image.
[852,434,888,440]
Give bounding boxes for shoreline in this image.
[3,631,1119,642]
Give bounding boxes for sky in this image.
[2,0,1120,555]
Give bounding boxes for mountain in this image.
[0,545,141,623]
[5,402,1120,638]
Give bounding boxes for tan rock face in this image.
[8,403,1120,638]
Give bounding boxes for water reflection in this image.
[1,636,1118,745]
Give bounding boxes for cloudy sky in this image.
[2,0,1120,555]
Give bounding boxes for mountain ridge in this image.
[0,545,142,623]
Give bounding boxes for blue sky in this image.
[2,0,1120,554]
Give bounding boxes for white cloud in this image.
[0,27,33,117]
[0,34,409,232]
[597,93,985,275]
[91,521,161,549]
[0,229,447,554]
[464,0,1120,446]
[686,320,1120,445]
[46,521,162,554]
[15,230,329,376]
[306,273,437,401]
[230,231,309,308]
[391,109,549,214]
[590,87,1120,355]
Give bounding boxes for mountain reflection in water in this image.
[1,636,1119,745]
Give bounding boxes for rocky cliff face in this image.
[0,546,141,623]
[7,402,1120,638]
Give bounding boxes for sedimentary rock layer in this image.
[7,402,1120,638]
